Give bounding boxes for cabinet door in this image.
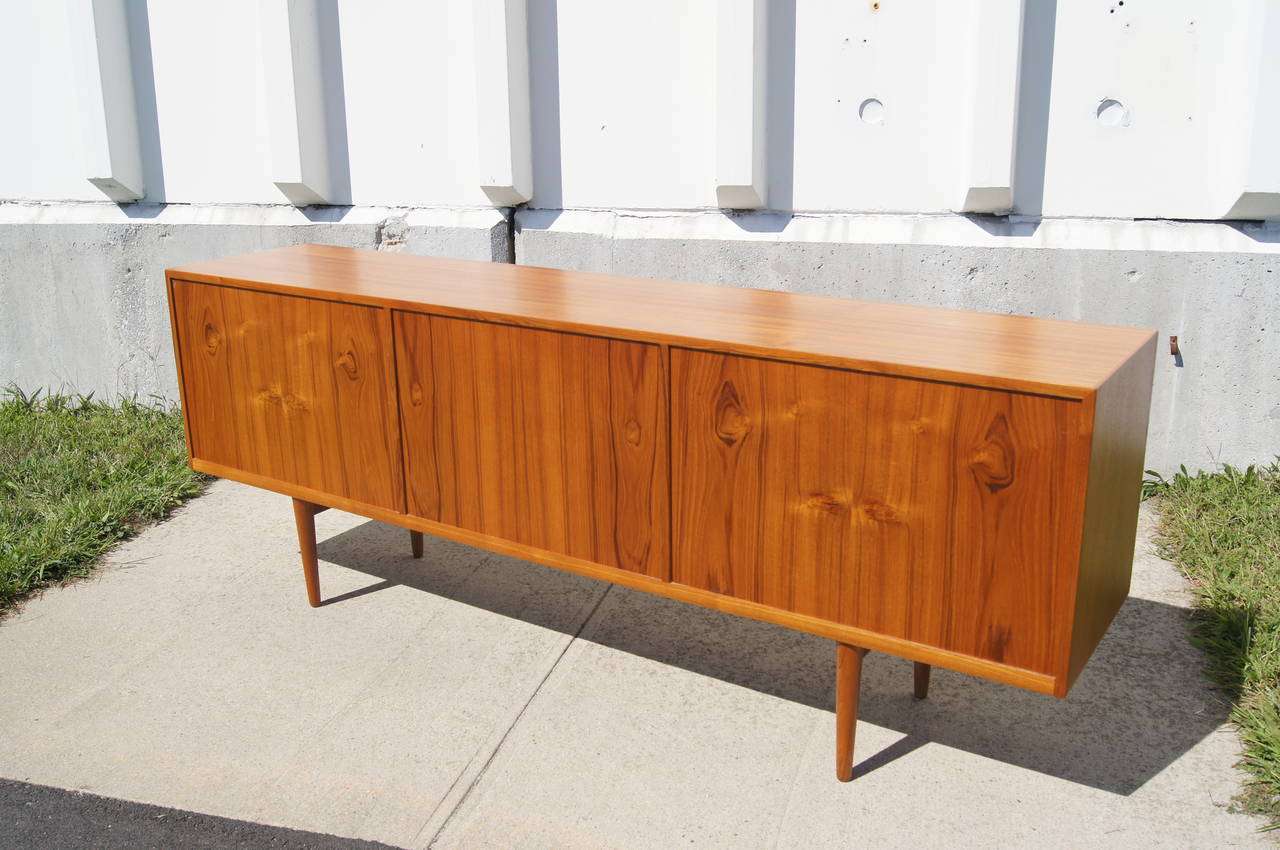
[394,313,668,578]
[171,280,404,511]
[671,348,1083,675]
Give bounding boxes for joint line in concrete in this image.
[417,583,614,849]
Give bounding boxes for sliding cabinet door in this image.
[170,279,404,511]
[394,313,668,579]
[670,348,1084,675]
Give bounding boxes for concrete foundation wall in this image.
[1,203,1276,474]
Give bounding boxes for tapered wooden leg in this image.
[836,643,868,782]
[291,498,321,608]
[913,661,931,700]
[410,530,424,559]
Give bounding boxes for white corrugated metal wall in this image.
[3,0,1278,221]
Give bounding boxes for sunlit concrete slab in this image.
[0,482,1266,848]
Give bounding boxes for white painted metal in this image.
[790,0,973,213]
[1223,0,1280,220]
[66,0,144,201]
[260,0,332,205]
[957,0,1023,214]
[1,1,1277,221]
[537,0,715,210]
[337,2,489,208]
[136,1,274,204]
[714,0,768,209]
[1040,0,1244,220]
[473,0,532,206]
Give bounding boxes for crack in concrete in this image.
[768,717,822,850]
[243,536,495,826]
[416,584,614,849]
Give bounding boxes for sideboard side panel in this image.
[1064,333,1158,693]
[671,348,1078,675]
[394,312,669,579]
[171,280,404,512]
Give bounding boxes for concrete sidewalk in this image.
[0,480,1267,848]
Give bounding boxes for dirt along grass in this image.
[1147,461,1280,827]
[0,387,206,614]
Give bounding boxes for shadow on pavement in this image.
[317,519,1229,796]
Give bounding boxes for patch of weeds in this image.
[1146,461,1280,828]
[0,386,208,614]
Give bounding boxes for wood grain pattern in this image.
[394,312,668,578]
[168,244,1156,399]
[1063,333,1159,693]
[166,248,1159,705]
[913,662,931,700]
[165,278,196,464]
[671,348,1080,675]
[170,280,404,511]
[292,498,322,607]
[836,643,868,782]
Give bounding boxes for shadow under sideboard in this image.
[315,517,1227,796]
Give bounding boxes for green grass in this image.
[1146,461,1280,826]
[0,386,208,614]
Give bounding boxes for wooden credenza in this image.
[166,244,1157,781]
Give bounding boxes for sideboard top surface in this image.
[168,244,1156,399]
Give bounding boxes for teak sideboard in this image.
[166,244,1157,781]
